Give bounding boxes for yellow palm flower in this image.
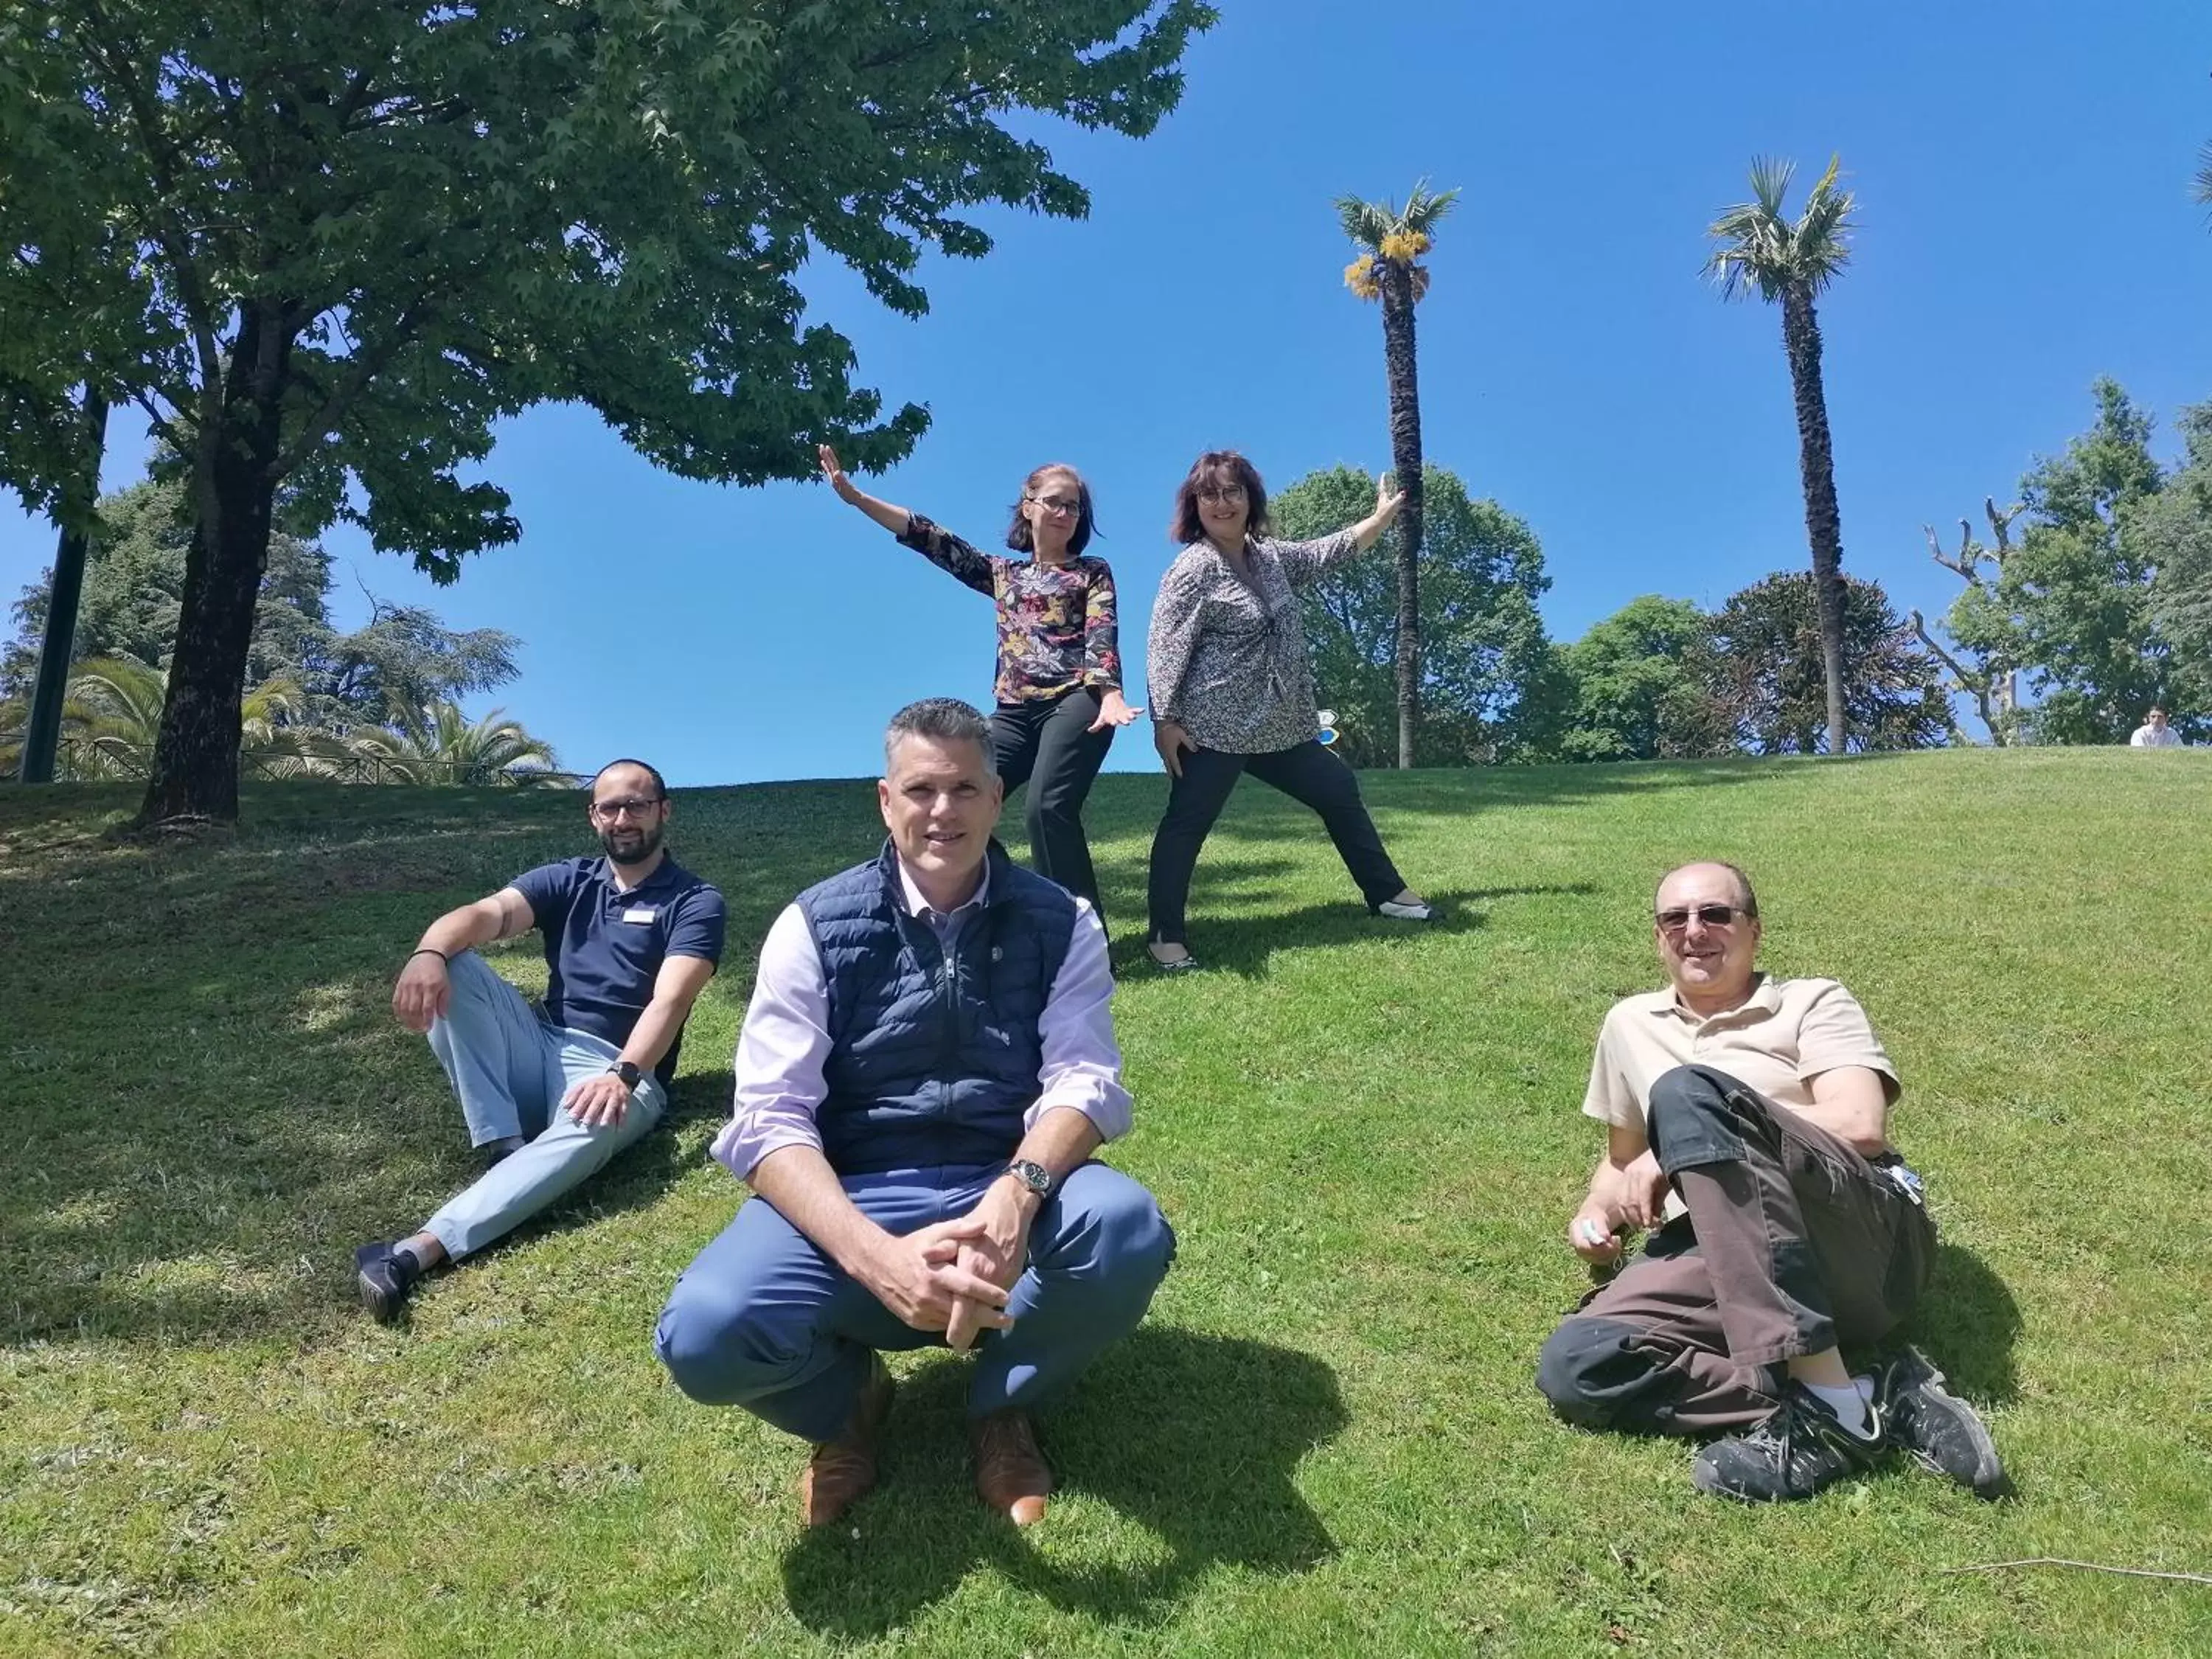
[1343,254,1381,299]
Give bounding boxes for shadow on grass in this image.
[779,1326,1345,1636]
[0,779,786,1349]
[1110,866,1601,979]
[1907,1239,2024,1408]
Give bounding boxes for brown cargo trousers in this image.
[1537,1064,1935,1434]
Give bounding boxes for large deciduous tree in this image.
[2141,403,2212,696]
[1337,179,1458,768]
[0,0,1212,823]
[1273,462,1554,765]
[1709,571,1952,754]
[1551,596,1733,762]
[1989,380,2202,742]
[1705,156,1857,754]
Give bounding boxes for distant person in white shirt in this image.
[2129,706,2184,748]
[655,698,1173,1531]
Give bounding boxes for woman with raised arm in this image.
[1141,450,1435,972]
[818,445,1141,921]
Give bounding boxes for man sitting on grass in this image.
[655,697,1174,1529]
[1536,860,2008,1503]
[355,759,725,1324]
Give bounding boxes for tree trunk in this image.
[1378,260,1425,769]
[18,388,108,783]
[1779,285,1847,754]
[137,308,291,824]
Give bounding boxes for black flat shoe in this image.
[355,1241,422,1325]
[1145,947,1201,974]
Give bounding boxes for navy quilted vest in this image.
[797,839,1079,1175]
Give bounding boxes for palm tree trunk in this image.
[1377,260,1425,769]
[139,305,292,824]
[18,387,108,784]
[1779,285,1847,754]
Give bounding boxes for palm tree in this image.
[1706,155,1857,754]
[60,656,341,779]
[1338,178,1458,768]
[348,699,562,786]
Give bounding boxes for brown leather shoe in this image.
[798,1354,894,1528]
[970,1408,1051,1526]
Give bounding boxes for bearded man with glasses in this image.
[1534,861,2008,1503]
[355,759,726,1324]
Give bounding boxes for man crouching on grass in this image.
[355,759,725,1323]
[1535,861,2008,1502]
[654,698,1174,1528]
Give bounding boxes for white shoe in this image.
[1373,898,1436,922]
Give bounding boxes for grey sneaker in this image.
[1882,1346,2010,1499]
[1691,1382,1888,1502]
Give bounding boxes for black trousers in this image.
[1145,738,1406,945]
[992,689,1115,919]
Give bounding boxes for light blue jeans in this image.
[420,951,666,1259]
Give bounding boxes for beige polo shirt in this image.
[1582,973,1899,1131]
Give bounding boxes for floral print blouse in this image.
[897,513,1124,706]
[1146,530,1362,754]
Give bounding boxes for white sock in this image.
[1804,1378,1875,1438]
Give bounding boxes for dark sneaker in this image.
[355,1242,422,1324]
[1691,1382,1888,1502]
[1882,1346,2011,1499]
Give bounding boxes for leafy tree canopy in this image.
[3,476,520,728]
[2141,403,2212,702]
[1710,571,1952,754]
[1551,595,1731,763]
[1992,379,2207,742]
[1273,464,1554,765]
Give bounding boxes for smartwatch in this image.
[1005,1158,1054,1200]
[607,1060,642,1091]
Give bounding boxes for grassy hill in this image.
[3,749,2208,1657]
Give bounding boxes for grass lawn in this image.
[3,748,2210,1657]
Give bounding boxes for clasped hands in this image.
[864,1180,1033,1352]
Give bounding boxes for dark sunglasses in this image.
[1655,904,1750,931]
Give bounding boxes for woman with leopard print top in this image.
[1141,450,1436,971]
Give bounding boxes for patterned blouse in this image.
[1146,530,1362,754]
[897,513,1123,706]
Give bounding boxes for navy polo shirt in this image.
[509,855,726,1084]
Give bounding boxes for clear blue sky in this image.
[7,0,2210,784]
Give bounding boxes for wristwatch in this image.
[1005,1158,1054,1200]
[606,1060,642,1091]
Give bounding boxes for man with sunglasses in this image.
[1535,861,2006,1503]
[355,759,725,1324]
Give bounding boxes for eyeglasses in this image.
[1026,495,1082,518]
[1655,904,1750,932]
[591,796,663,820]
[1197,484,1247,505]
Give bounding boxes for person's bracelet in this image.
[406,947,450,967]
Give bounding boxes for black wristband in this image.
[407,947,449,966]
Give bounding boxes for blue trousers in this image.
[420,951,666,1259]
[655,1161,1174,1443]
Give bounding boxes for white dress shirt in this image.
[709,859,1132,1178]
[2130,723,2183,748]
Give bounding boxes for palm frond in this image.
[1705,153,1854,302]
[2196,142,2212,211]
[1334,193,1394,249]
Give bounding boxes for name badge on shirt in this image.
[622,905,658,925]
